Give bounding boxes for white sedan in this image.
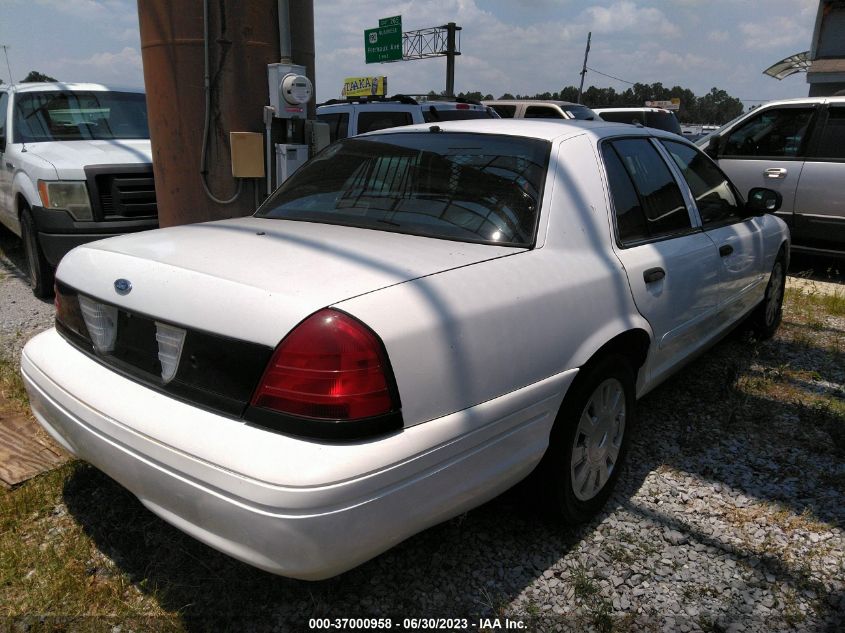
[21,119,789,580]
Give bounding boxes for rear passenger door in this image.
[601,137,724,384]
[659,139,765,323]
[793,104,845,253]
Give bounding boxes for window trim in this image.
[599,135,701,250]
[656,137,749,231]
[716,103,820,162]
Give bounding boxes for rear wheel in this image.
[534,354,635,522]
[21,207,54,298]
[750,252,786,340]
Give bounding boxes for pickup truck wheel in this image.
[534,354,635,523]
[21,208,54,298]
[750,253,786,340]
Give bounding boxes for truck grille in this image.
[94,172,158,219]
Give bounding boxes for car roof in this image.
[355,117,684,143]
[593,107,674,114]
[2,82,145,94]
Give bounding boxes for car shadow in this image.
[61,327,844,630]
[0,224,32,284]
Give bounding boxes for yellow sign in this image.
[342,76,387,97]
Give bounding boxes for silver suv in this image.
[698,96,845,257]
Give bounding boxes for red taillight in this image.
[456,103,470,109]
[251,309,397,420]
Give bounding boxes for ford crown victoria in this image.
[22,119,789,579]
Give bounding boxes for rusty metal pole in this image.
[138,0,313,227]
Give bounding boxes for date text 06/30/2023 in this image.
[308,617,527,630]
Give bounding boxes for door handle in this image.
[643,267,665,283]
[765,167,787,179]
[719,244,734,257]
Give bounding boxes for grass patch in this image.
[0,351,28,413]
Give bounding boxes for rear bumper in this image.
[22,329,574,580]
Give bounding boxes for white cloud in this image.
[708,30,729,42]
[740,17,811,52]
[57,46,143,85]
[580,1,681,38]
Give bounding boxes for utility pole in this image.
[137,0,315,227]
[577,32,591,104]
[444,22,460,97]
[1,45,14,84]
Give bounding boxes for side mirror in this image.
[746,187,782,215]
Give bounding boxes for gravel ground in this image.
[0,228,55,361]
[1,230,843,632]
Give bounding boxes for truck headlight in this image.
[37,181,93,221]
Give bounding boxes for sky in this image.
[0,0,821,108]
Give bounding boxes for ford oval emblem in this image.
[114,279,132,295]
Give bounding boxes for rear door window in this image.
[604,138,692,243]
[489,104,516,118]
[809,107,845,161]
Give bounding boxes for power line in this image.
[585,66,636,86]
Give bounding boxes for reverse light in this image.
[251,309,398,421]
[78,295,118,353]
[155,322,186,383]
[37,180,93,221]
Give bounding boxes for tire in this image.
[533,354,635,523]
[749,252,786,340]
[21,207,54,299]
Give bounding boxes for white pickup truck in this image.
[0,83,158,297]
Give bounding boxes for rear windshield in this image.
[422,106,498,122]
[599,110,681,134]
[257,132,550,247]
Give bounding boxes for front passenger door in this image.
[660,139,765,324]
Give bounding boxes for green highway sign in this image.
[365,16,403,64]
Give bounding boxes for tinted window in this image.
[317,112,349,143]
[598,111,640,125]
[257,132,550,247]
[661,140,741,226]
[723,107,814,158]
[561,105,597,121]
[602,144,648,244]
[644,111,682,135]
[13,91,148,142]
[490,104,516,118]
[525,106,564,119]
[422,106,497,122]
[0,91,8,144]
[811,107,845,160]
[357,111,413,134]
[609,138,691,238]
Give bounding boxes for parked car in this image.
[697,96,845,257]
[594,107,683,135]
[482,99,598,120]
[317,95,497,142]
[22,118,788,580]
[0,83,158,297]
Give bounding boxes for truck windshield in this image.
[257,132,550,247]
[13,91,149,142]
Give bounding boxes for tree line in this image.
[446,82,746,125]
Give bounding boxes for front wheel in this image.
[750,253,786,340]
[21,207,54,299]
[533,354,635,523]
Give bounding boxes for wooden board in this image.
[0,412,69,489]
